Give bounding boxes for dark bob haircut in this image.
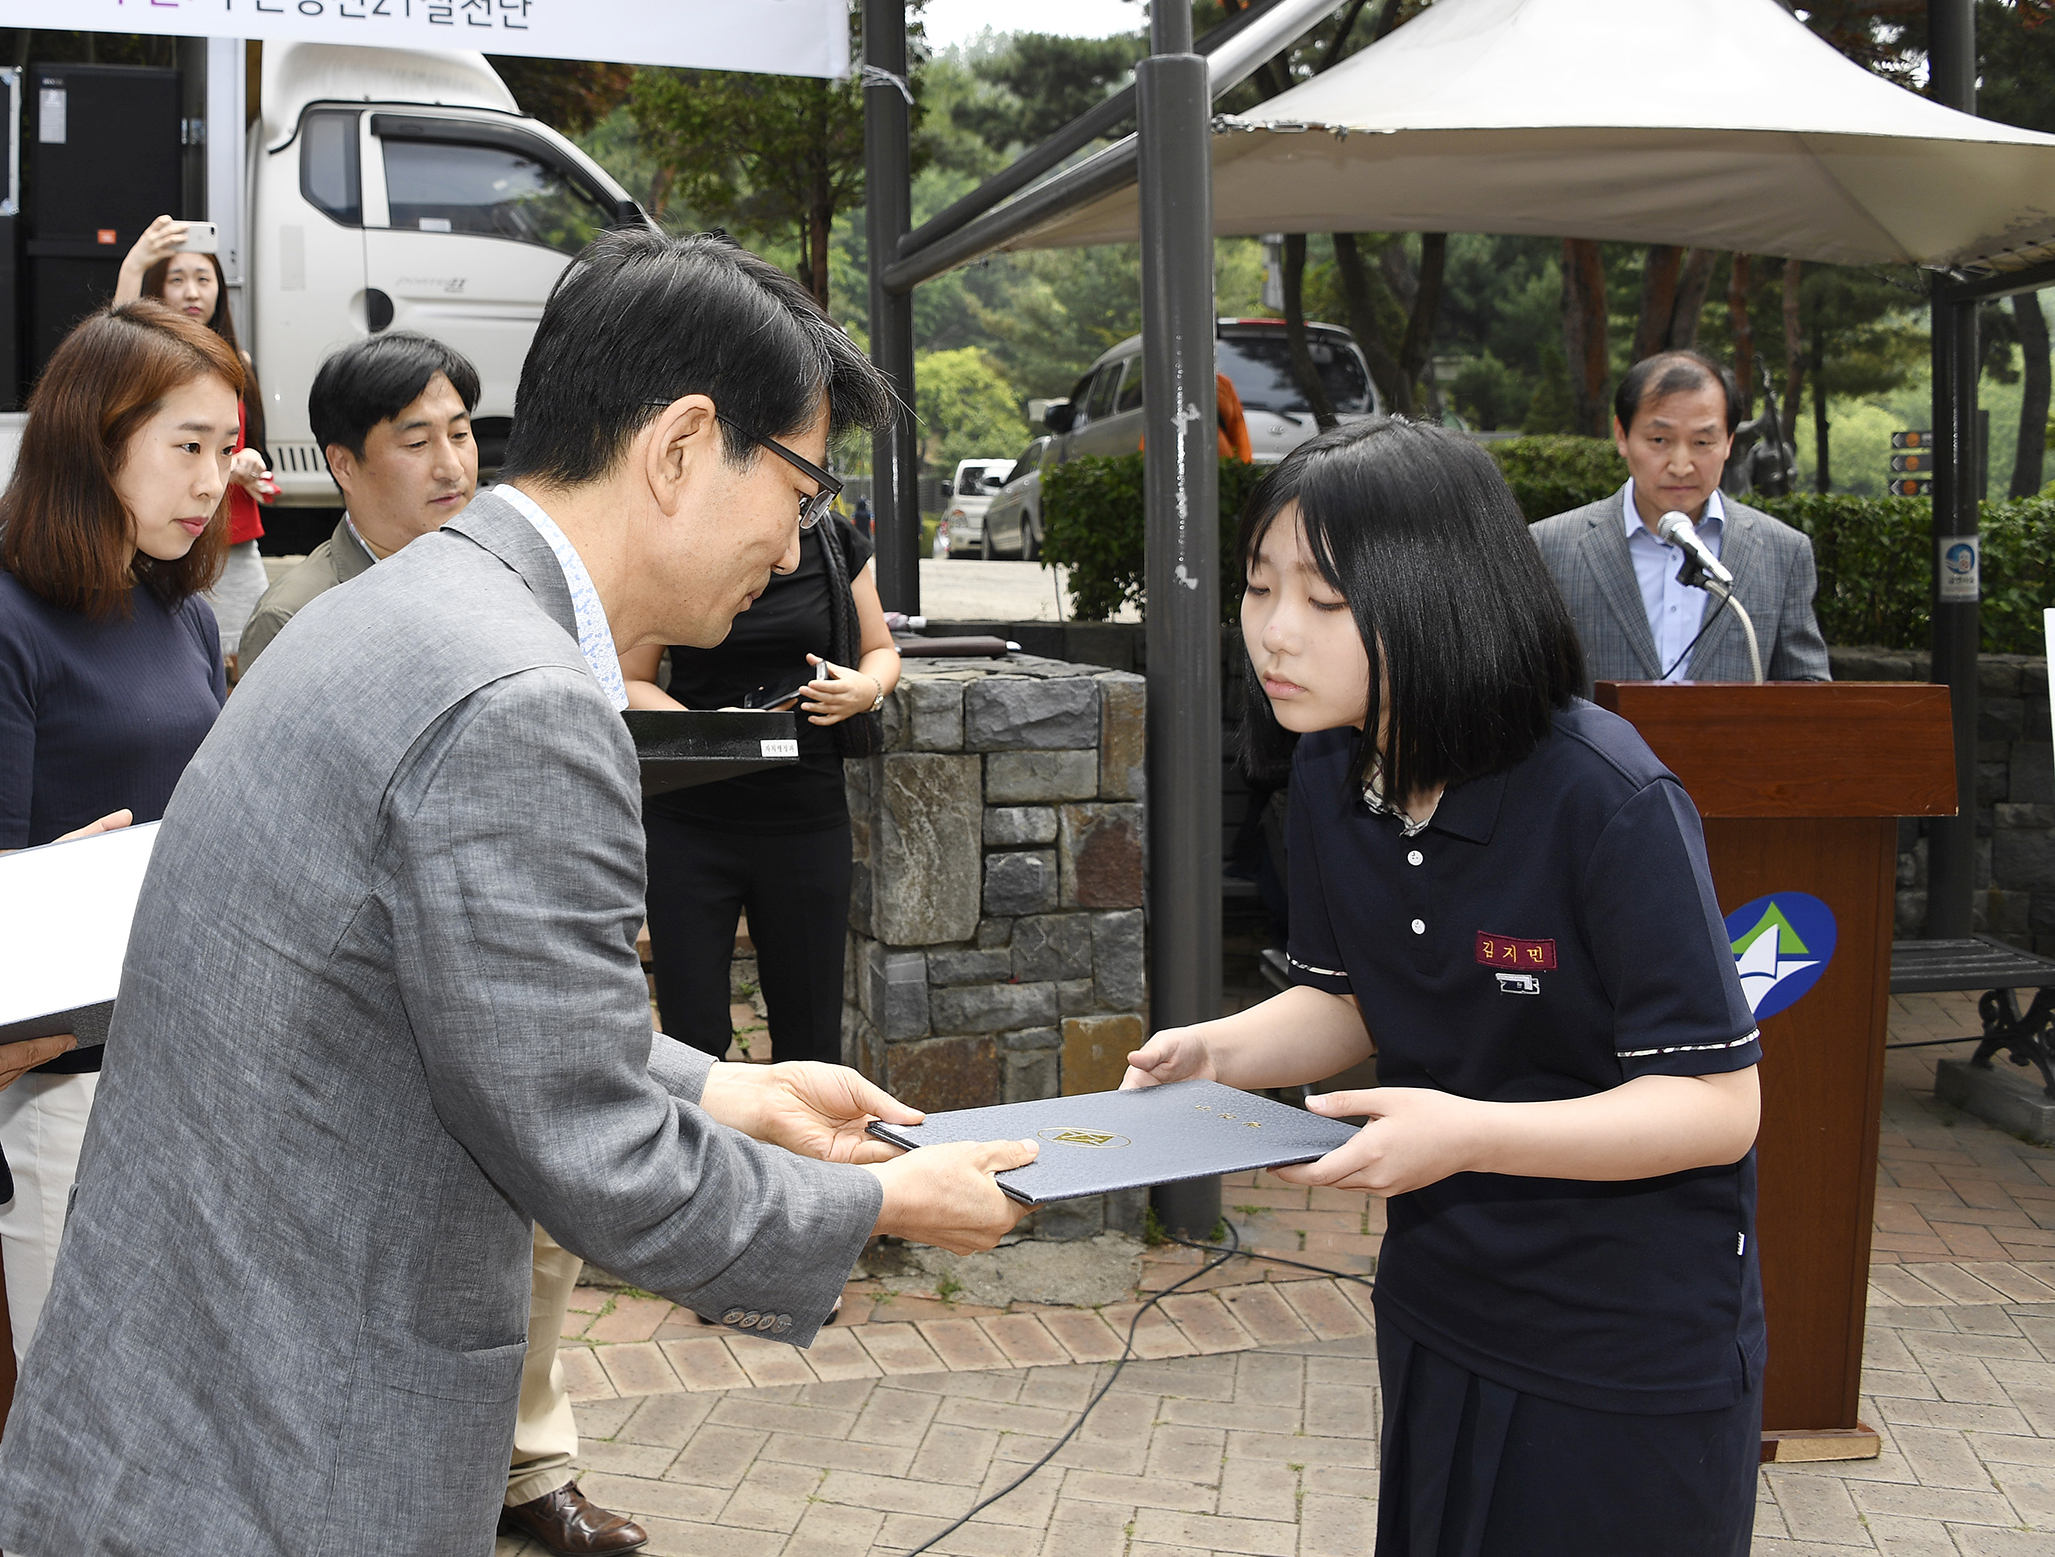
[1236,418,1585,804]
[498,230,895,487]
[309,332,482,463]
[1613,349,1742,436]
[1,300,244,618]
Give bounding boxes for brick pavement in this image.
[496,992,2055,1555]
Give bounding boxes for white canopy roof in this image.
[1008,0,2055,273]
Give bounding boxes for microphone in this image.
[1656,510,1733,586]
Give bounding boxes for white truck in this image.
[250,43,645,504]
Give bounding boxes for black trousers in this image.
[642,811,853,1066]
[1375,1314,1759,1557]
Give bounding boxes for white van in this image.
[939,455,1014,557]
[251,44,646,504]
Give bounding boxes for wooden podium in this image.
[1595,681,1955,1462]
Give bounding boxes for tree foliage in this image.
[913,348,1030,469]
[487,56,635,135]
[627,6,890,307]
[955,32,1145,152]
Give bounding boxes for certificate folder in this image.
[865,1079,1361,1206]
[0,821,161,1045]
[624,709,802,797]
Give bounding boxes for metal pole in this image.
[205,38,248,340]
[1925,0,1978,940]
[862,0,919,614]
[1139,2,1222,1242]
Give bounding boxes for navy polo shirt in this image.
[1287,698,1765,1415]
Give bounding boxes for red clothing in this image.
[227,399,265,545]
[1217,373,1254,463]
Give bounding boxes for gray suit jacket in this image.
[1529,490,1831,692]
[0,492,882,1557]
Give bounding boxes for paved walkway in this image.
[498,992,2055,1556]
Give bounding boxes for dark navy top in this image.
[0,571,225,1074]
[1287,698,1765,1415]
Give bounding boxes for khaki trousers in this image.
[508,1222,585,1506]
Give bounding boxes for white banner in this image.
[0,0,849,79]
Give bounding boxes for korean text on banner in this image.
[0,1,849,81]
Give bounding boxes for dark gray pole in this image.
[1925,0,1978,940]
[862,0,920,614]
[1139,2,1222,1242]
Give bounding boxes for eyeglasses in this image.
[645,401,840,531]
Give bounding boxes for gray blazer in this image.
[0,492,882,1557]
[1529,490,1831,691]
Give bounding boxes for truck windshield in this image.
[382,138,612,256]
[1218,330,1373,415]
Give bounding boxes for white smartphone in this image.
[182,220,219,255]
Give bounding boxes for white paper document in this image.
[0,822,161,1043]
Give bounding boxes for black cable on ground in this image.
[890,1220,1376,1556]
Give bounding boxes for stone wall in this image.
[843,654,1150,1238]
[1831,648,2054,954]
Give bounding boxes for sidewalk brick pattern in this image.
[495,993,2055,1555]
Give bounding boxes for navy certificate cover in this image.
[865,1079,1362,1205]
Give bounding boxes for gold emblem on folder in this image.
[1038,1128,1133,1149]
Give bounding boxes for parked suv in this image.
[1044,318,1380,466]
[939,456,1014,556]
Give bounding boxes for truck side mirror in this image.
[1043,401,1075,434]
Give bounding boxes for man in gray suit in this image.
[0,231,1034,1557]
[1529,349,1829,690]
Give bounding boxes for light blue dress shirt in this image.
[1621,479,1725,683]
[493,484,630,712]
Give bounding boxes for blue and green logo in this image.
[1723,893,1837,1020]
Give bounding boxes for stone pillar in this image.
[845,654,1150,1239]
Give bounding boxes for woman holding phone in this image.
[0,301,241,1369]
[117,215,277,671]
[1123,419,1764,1556]
[621,485,898,1069]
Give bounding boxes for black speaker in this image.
[19,63,182,396]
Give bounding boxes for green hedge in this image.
[1486,436,1628,522]
[1043,441,2055,654]
[1752,492,2055,656]
[1042,454,1267,623]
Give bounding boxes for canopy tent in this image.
[1002,0,2055,274]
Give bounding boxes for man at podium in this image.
[1530,350,1829,689]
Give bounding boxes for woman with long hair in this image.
[117,215,277,671]
[1124,418,1764,1556]
[0,300,242,1372]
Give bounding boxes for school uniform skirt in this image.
[1375,1316,1760,1557]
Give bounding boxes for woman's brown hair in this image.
[0,300,246,617]
[141,248,267,455]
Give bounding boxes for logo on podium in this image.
[1724,893,1838,1020]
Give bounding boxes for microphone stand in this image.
[1675,552,1763,684]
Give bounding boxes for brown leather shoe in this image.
[498,1482,648,1554]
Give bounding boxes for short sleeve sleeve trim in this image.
[1287,950,1353,996]
[1617,1028,1760,1061]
